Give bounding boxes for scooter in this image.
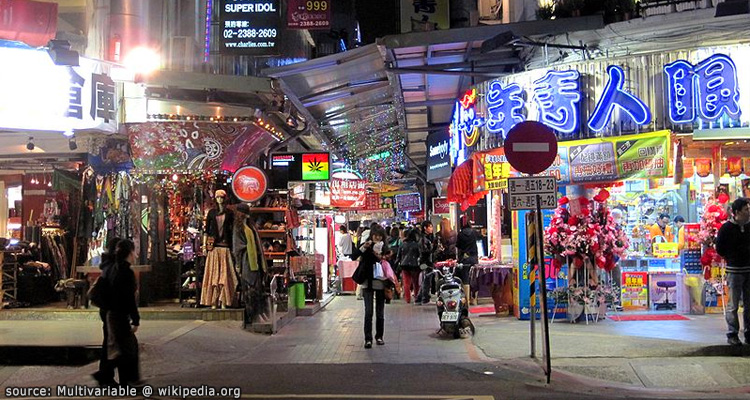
[434,261,476,339]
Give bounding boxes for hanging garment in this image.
[200,247,237,307]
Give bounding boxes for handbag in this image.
[384,287,394,301]
[87,276,109,308]
[205,237,215,252]
[373,262,386,280]
[352,262,367,285]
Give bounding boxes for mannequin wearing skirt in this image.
[200,190,238,309]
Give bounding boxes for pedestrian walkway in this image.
[2,296,750,397]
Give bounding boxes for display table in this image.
[470,264,513,314]
[77,265,152,306]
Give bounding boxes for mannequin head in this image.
[215,190,227,210]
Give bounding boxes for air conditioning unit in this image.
[167,36,198,72]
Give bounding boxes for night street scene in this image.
[3,0,750,399]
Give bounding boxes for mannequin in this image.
[200,190,238,309]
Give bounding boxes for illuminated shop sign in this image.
[0,46,117,134]
[426,129,451,181]
[664,54,741,124]
[587,65,651,132]
[449,89,484,166]
[220,0,280,55]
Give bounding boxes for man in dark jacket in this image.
[416,221,436,304]
[456,218,479,305]
[716,197,750,346]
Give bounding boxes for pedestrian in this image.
[397,229,421,303]
[456,217,480,305]
[358,236,392,348]
[435,218,457,262]
[91,237,122,387]
[716,197,750,346]
[337,225,353,259]
[103,239,141,385]
[416,221,436,304]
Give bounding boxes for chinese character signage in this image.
[615,133,669,179]
[664,54,741,124]
[400,0,449,33]
[450,89,484,166]
[621,271,648,310]
[569,142,618,183]
[0,47,117,134]
[588,66,651,132]
[472,148,511,192]
[330,179,366,208]
[287,0,330,30]
[365,193,381,211]
[220,0,280,55]
[426,129,451,181]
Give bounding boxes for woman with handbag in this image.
[354,227,392,349]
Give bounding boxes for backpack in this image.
[399,242,420,269]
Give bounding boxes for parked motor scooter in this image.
[433,261,475,338]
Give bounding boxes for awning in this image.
[264,45,405,179]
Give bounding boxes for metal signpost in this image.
[504,121,558,384]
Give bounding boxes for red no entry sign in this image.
[504,121,558,175]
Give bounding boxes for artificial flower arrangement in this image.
[692,194,729,278]
[544,189,630,277]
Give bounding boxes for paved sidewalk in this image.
[2,296,750,398]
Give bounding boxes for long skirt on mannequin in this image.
[201,247,237,307]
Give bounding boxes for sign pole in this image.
[536,194,552,384]
[527,212,537,359]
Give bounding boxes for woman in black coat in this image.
[103,239,141,386]
[92,238,121,386]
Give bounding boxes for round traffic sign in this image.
[504,121,558,175]
[232,166,268,203]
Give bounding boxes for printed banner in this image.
[287,0,331,30]
[330,179,366,208]
[364,193,381,211]
[615,134,669,179]
[569,141,617,183]
[621,271,648,310]
[127,122,278,173]
[472,148,511,192]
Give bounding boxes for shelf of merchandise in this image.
[258,230,286,237]
[247,208,287,213]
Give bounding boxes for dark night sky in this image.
[355,0,400,44]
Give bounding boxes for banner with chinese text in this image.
[615,132,670,180]
[330,179,366,208]
[621,271,648,310]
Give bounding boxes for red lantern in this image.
[695,159,712,178]
[727,157,743,177]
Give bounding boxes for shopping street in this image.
[2,296,750,399]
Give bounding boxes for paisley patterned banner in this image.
[126,122,278,173]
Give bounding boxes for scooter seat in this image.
[441,283,461,291]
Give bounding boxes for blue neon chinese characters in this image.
[486,81,524,139]
[533,70,581,134]
[587,65,651,132]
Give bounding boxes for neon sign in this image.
[588,66,651,132]
[533,70,581,135]
[449,89,485,165]
[486,81,524,139]
[664,54,741,124]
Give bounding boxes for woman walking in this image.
[397,229,421,303]
[92,238,121,387]
[358,228,394,348]
[103,239,141,386]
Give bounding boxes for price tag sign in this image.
[508,176,557,211]
[287,0,331,30]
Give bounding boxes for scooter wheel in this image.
[453,324,461,339]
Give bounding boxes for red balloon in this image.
[707,205,721,213]
[558,196,569,206]
[718,193,730,204]
[599,189,610,201]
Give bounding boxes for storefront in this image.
[443,42,750,321]
[0,43,119,309]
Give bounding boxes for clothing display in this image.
[235,218,269,324]
[200,247,237,307]
[40,231,70,281]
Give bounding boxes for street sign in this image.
[504,121,558,175]
[508,176,557,210]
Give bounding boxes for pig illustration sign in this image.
[232,166,268,203]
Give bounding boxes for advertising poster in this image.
[615,133,669,179]
[301,153,329,181]
[287,0,331,30]
[569,141,617,183]
[364,193,381,211]
[271,152,331,182]
[426,130,452,181]
[472,148,511,192]
[219,0,281,55]
[538,146,571,185]
[621,271,648,310]
[395,193,422,212]
[400,0,450,33]
[330,179,366,208]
